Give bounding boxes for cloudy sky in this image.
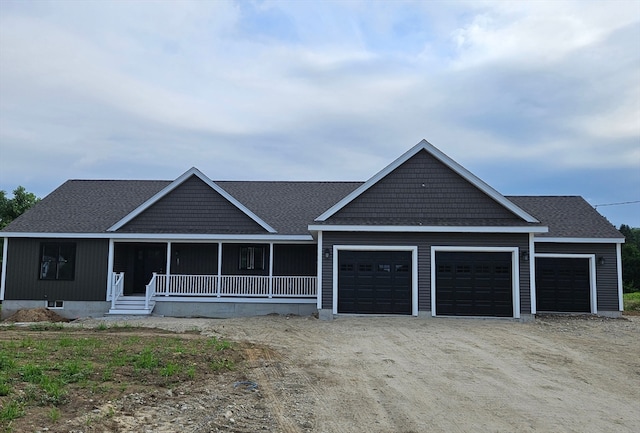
[1,0,639,227]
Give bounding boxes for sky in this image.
[0,0,639,228]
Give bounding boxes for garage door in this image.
[338,251,412,314]
[536,258,590,313]
[436,252,513,317]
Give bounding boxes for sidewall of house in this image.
[321,232,531,316]
[3,238,109,302]
[535,242,620,312]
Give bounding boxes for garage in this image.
[338,250,412,314]
[435,251,513,317]
[536,257,591,313]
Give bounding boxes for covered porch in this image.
[107,241,318,314]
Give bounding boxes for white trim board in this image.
[107,167,277,233]
[0,232,313,241]
[430,246,522,319]
[534,237,625,244]
[0,238,8,301]
[534,253,597,314]
[315,139,539,223]
[308,225,547,234]
[332,245,419,317]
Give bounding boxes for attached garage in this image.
[535,257,592,313]
[435,251,513,317]
[337,250,412,315]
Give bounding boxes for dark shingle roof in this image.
[3,180,170,233]
[217,181,362,234]
[1,178,623,240]
[507,196,623,239]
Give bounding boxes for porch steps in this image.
[108,296,156,316]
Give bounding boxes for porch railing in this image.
[154,274,317,298]
[110,272,125,309]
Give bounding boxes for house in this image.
[0,140,625,320]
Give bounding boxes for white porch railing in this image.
[110,272,125,309]
[154,274,317,298]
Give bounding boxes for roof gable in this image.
[316,140,539,225]
[109,168,276,233]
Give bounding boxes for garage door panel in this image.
[338,250,412,315]
[436,252,513,317]
[536,258,590,313]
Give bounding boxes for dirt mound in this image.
[4,308,70,323]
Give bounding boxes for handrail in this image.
[110,272,125,310]
[145,272,157,310]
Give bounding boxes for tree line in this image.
[0,186,639,292]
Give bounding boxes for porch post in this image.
[165,241,172,295]
[316,231,323,310]
[217,242,223,297]
[106,239,114,301]
[0,237,8,300]
[268,243,274,298]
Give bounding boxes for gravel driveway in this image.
[73,314,640,433]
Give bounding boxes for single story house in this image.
[0,140,625,320]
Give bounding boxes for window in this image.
[40,243,76,280]
[239,246,265,270]
[47,300,64,309]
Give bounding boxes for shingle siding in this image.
[535,243,620,311]
[321,232,530,314]
[326,150,524,225]
[4,238,108,301]
[119,175,267,234]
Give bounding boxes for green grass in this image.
[0,327,237,431]
[623,291,640,311]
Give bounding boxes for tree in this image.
[620,224,640,293]
[0,186,40,229]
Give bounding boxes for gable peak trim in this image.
[315,139,539,223]
[107,167,277,233]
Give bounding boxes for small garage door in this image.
[338,251,411,315]
[436,252,513,317]
[536,258,590,313]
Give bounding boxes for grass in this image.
[0,326,238,432]
[623,291,640,312]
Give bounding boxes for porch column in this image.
[0,237,8,300]
[268,243,274,298]
[316,231,323,310]
[165,242,171,296]
[217,242,223,297]
[106,239,114,301]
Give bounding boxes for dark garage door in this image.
[338,251,412,314]
[536,258,590,313]
[436,252,513,317]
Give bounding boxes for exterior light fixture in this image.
[521,251,530,262]
[323,248,331,259]
[597,256,606,266]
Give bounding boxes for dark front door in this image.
[436,252,513,317]
[536,257,590,313]
[338,250,412,315]
[129,244,166,295]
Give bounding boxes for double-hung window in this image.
[239,246,265,270]
[40,243,76,280]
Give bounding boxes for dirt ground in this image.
[12,313,640,433]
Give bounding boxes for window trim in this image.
[39,242,76,281]
[239,246,265,270]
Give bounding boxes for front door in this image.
[129,245,166,295]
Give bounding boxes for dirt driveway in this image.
[73,314,639,433]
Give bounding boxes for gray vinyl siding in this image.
[535,242,620,311]
[326,150,523,225]
[321,232,530,314]
[273,245,317,276]
[119,175,267,234]
[171,243,218,275]
[4,238,108,301]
